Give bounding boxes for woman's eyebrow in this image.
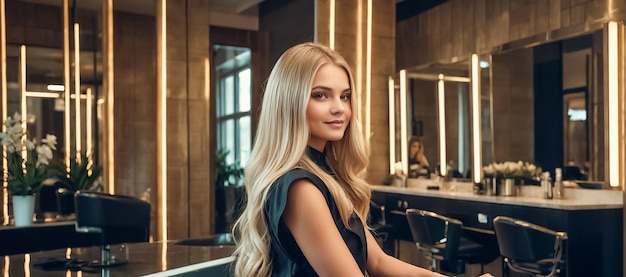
[311,85,351,92]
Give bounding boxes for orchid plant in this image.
[483,161,539,179]
[0,112,57,196]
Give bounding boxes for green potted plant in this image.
[55,153,103,215]
[215,148,244,233]
[0,112,57,226]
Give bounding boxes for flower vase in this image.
[500,178,517,196]
[12,195,36,227]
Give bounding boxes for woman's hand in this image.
[478,273,494,277]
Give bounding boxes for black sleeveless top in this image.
[264,147,367,276]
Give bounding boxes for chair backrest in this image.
[405,208,463,260]
[75,191,151,245]
[493,216,567,263]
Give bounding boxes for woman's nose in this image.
[330,98,345,114]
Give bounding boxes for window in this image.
[215,45,252,170]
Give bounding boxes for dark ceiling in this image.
[396,0,448,22]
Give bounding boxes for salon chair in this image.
[406,209,497,275]
[369,201,396,257]
[74,191,151,267]
[493,216,568,277]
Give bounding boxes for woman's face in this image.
[410,141,421,156]
[306,63,352,151]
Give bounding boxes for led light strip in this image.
[157,0,168,243]
[329,0,335,49]
[74,23,81,162]
[365,0,372,150]
[470,54,482,184]
[19,46,26,161]
[437,74,447,176]
[399,70,408,175]
[86,88,93,175]
[103,0,115,194]
[1,0,8,225]
[63,0,70,169]
[388,77,395,174]
[607,22,620,187]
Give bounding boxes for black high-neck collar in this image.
[307,146,325,166]
[307,146,332,174]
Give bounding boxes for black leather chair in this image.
[405,209,497,275]
[74,191,151,267]
[493,216,567,277]
[368,201,396,257]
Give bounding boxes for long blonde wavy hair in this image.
[232,42,371,277]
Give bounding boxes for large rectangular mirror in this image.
[486,28,609,187]
[396,58,473,182]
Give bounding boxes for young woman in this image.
[408,136,430,178]
[232,42,492,277]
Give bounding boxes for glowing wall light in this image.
[74,23,82,162]
[157,0,168,242]
[0,0,7,226]
[437,74,447,176]
[329,0,335,49]
[606,21,622,188]
[364,0,372,149]
[399,70,408,175]
[103,0,115,194]
[470,53,482,184]
[388,76,395,174]
[63,0,70,169]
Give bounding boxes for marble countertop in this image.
[371,179,623,210]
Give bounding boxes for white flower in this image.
[24,139,34,151]
[36,145,53,167]
[41,134,57,150]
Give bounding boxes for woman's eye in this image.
[312,93,327,99]
[340,93,351,100]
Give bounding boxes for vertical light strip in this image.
[329,0,335,49]
[356,0,362,137]
[157,0,168,242]
[1,0,8,225]
[470,54,482,184]
[103,0,114,193]
[388,77,395,174]
[86,88,93,174]
[607,21,619,187]
[437,74,447,176]
[399,70,408,175]
[19,46,26,160]
[74,23,81,162]
[86,88,92,158]
[364,0,372,150]
[63,0,70,169]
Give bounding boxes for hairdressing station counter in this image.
[371,180,623,277]
[1,241,235,276]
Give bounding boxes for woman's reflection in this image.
[407,136,430,178]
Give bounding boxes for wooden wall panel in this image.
[316,0,396,184]
[397,0,615,70]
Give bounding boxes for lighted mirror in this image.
[1,0,104,223]
[395,58,473,182]
[487,28,611,187]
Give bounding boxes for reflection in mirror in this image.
[401,60,472,181]
[2,1,103,222]
[489,30,606,185]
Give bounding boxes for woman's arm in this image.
[283,179,364,276]
[365,230,445,277]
